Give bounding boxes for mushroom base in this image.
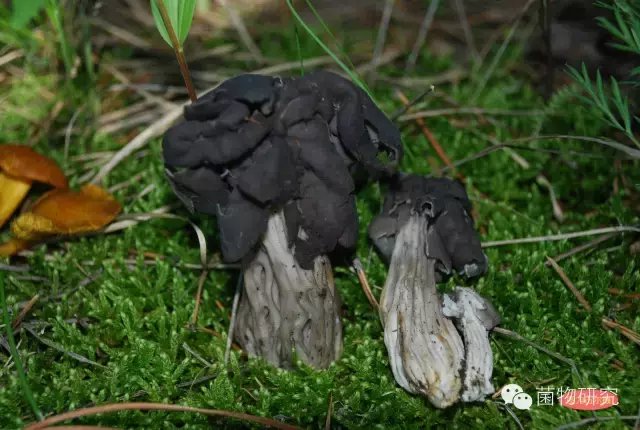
[235,211,343,369]
[443,287,499,402]
[380,214,499,408]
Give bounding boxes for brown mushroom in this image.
[0,144,68,228]
[0,184,122,257]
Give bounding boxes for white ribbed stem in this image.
[379,215,465,408]
[235,211,343,368]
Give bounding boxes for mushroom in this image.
[368,174,495,407]
[0,184,122,257]
[162,71,402,368]
[0,144,68,229]
[442,287,500,402]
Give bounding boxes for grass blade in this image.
[45,0,74,76]
[150,0,196,47]
[10,0,46,29]
[178,0,196,44]
[150,0,171,46]
[284,0,374,102]
[0,272,43,420]
[303,0,359,73]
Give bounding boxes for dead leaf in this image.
[11,184,122,241]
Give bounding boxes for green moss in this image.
[1,11,639,430]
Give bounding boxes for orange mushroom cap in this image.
[0,144,68,188]
[11,184,122,241]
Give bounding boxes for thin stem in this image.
[218,0,263,63]
[482,226,640,247]
[396,90,460,178]
[353,258,379,310]
[470,0,536,103]
[0,273,43,420]
[224,273,243,365]
[286,0,374,102]
[189,269,209,326]
[453,0,479,62]
[546,257,592,312]
[294,23,304,75]
[390,85,435,120]
[303,0,359,73]
[23,402,300,430]
[545,233,615,264]
[514,134,640,159]
[493,327,582,379]
[45,0,75,77]
[155,0,197,102]
[405,0,440,72]
[371,0,395,72]
[541,0,553,99]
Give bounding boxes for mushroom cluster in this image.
[369,174,498,407]
[162,71,402,368]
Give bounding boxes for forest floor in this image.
[0,1,639,429]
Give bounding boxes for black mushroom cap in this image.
[162,71,402,269]
[368,174,488,280]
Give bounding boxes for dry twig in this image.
[325,392,333,430]
[224,274,243,366]
[482,226,640,247]
[546,257,591,311]
[493,327,583,381]
[370,0,395,76]
[353,258,379,310]
[601,318,640,346]
[24,402,300,430]
[470,0,536,102]
[546,234,616,265]
[395,90,458,175]
[453,0,479,62]
[11,294,39,330]
[91,107,184,184]
[405,0,440,72]
[216,0,264,63]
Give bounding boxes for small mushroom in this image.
[163,71,401,368]
[0,144,68,229]
[442,287,500,402]
[0,184,122,257]
[369,174,496,408]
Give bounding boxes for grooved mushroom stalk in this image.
[236,211,342,368]
[380,215,464,407]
